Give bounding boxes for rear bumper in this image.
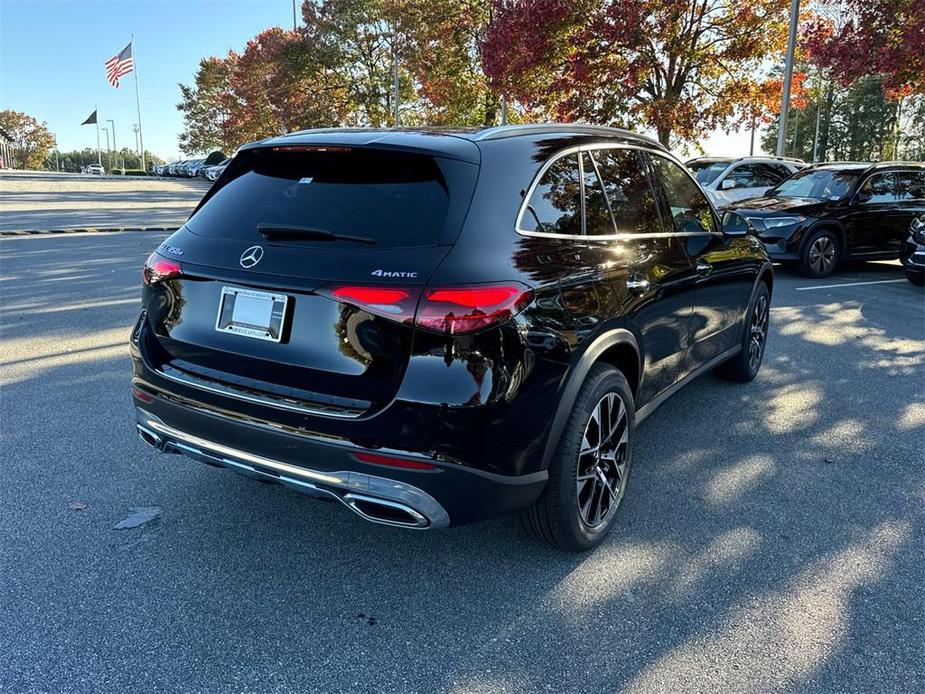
[132,389,547,527]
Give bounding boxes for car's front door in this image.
[648,153,753,372]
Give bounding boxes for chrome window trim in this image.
[515,143,723,241]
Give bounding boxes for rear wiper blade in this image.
[257,224,376,245]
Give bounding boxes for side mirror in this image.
[720,179,737,191]
[722,211,754,237]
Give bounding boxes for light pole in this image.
[292,0,297,30]
[776,0,800,157]
[101,127,111,171]
[107,119,121,170]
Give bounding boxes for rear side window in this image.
[650,154,717,235]
[725,163,787,189]
[858,173,897,203]
[895,171,925,200]
[186,149,451,248]
[591,148,661,235]
[520,153,583,235]
[582,153,616,236]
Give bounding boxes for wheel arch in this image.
[541,329,640,470]
[800,221,845,255]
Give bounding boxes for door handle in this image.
[696,259,713,276]
[626,276,650,293]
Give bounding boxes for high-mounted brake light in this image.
[321,282,533,334]
[272,145,352,153]
[142,253,182,285]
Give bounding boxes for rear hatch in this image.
[140,144,480,418]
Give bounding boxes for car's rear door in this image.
[844,172,906,257]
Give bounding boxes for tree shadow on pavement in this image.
[1,237,922,693]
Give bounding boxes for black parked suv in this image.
[727,161,925,278]
[902,213,925,286]
[131,125,772,550]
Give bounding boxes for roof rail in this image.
[473,123,665,150]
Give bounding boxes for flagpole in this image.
[131,35,146,171]
[95,105,101,166]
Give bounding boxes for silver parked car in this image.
[686,156,805,207]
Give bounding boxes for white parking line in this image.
[795,279,907,291]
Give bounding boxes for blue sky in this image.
[0,0,762,162]
[0,0,295,161]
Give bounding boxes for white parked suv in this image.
[686,156,805,207]
[85,164,105,175]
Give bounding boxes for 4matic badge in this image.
[371,269,418,278]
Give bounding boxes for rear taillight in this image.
[320,282,532,334]
[142,253,182,285]
[323,285,421,324]
[417,285,533,334]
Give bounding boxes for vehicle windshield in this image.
[767,168,859,200]
[687,160,730,185]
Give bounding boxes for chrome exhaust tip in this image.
[342,493,430,528]
[137,425,164,451]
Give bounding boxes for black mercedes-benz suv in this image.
[726,161,925,278]
[131,125,772,550]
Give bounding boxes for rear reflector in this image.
[131,386,155,403]
[354,452,437,471]
[321,282,532,334]
[142,253,182,285]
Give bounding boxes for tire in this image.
[715,282,770,383]
[798,229,840,278]
[519,364,634,551]
[906,269,925,286]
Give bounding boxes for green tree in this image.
[0,109,55,169]
[178,56,236,154]
[45,147,164,173]
[762,76,917,162]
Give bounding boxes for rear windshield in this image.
[186,148,451,248]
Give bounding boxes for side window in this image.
[724,164,760,189]
[859,173,897,203]
[520,153,582,235]
[592,148,662,234]
[895,171,925,200]
[772,164,794,180]
[581,153,616,236]
[650,155,717,235]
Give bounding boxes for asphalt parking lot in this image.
[1,232,923,693]
[0,171,208,232]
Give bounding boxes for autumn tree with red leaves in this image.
[481,0,793,145]
[803,0,925,97]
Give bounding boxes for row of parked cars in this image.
[683,155,925,283]
[153,158,229,181]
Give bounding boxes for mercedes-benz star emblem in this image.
[240,245,264,268]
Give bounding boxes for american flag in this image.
[105,42,134,88]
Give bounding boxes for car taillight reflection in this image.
[320,282,533,334]
[142,253,182,285]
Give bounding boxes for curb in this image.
[0,226,176,237]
